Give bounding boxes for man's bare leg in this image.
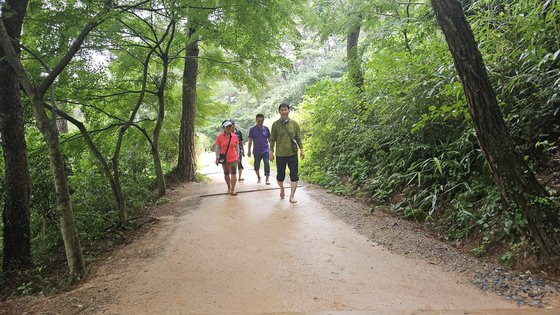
[255,170,261,183]
[289,181,298,203]
[278,180,285,199]
[265,175,270,185]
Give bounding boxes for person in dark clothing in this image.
[230,119,245,182]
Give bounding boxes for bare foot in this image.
[239,178,245,182]
[230,191,238,196]
[279,188,285,199]
[290,197,297,203]
[257,178,261,183]
[266,181,270,185]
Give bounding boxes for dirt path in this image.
[104,171,512,313]
[2,159,557,314]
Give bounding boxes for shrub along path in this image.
[1,160,558,314]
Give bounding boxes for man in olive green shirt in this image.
[270,103,305,203]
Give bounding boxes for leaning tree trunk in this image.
[0,16,90,281]
[111,51,156,226]
[431,0,560,258]
[48,105,126,228]
[31,96,85,281]
[112,131,129,226]
[152,56,169,197]
[346,21,363,91]
[0,0,32,274]
[176,27,198,181]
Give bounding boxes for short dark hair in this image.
[278,103,290,111]
[256,114,264,119]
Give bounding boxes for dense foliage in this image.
[300,0,559,264]
[0,0,299,288]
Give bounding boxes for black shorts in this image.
[276,155,298,182]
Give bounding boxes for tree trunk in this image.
[47,104,126,227]
[0,0,32,275]
[346,22,363,91]
[153,57,169,197]
[0,16,85,281]
[112,130,128,226]
[431,0,560,258]
[402,1,412,54]
[176,27,198,181]
[32,97,85,281]
[152,144,165,197]
[110,48,157,226]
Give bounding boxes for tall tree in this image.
[431,0,560,258]
[306,1,413,90]
[0,0,32,274]
[0,0,148,280]
[174,1,301,181]
[0,17,85,280]
[151,20,177,196]
[346,18,363,90]
[176,26,198,181]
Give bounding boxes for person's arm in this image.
[269,123,276,161]
[295,122,304,159]
[214,143,221,165]
[235,138,240,160]
[247,138,253,157]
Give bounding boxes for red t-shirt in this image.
[215,132,239,163]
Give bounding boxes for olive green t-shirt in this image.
[270,118,303,157]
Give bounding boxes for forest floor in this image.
[1,155,560,314]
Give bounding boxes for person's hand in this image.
[300,149,305,160]
[269,152,275,161]
[248,152,251,157]
[215,158,219,166]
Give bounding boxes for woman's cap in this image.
[222,120,233,128]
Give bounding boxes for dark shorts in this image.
[276,154,298,182]
[254,152,270,176]
[238,155,244,170]
[222,162,238,175]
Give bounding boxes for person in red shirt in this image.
[214,120,240,195]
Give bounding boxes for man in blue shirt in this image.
[248,114,271,185]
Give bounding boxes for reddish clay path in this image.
[98,163,521,314]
